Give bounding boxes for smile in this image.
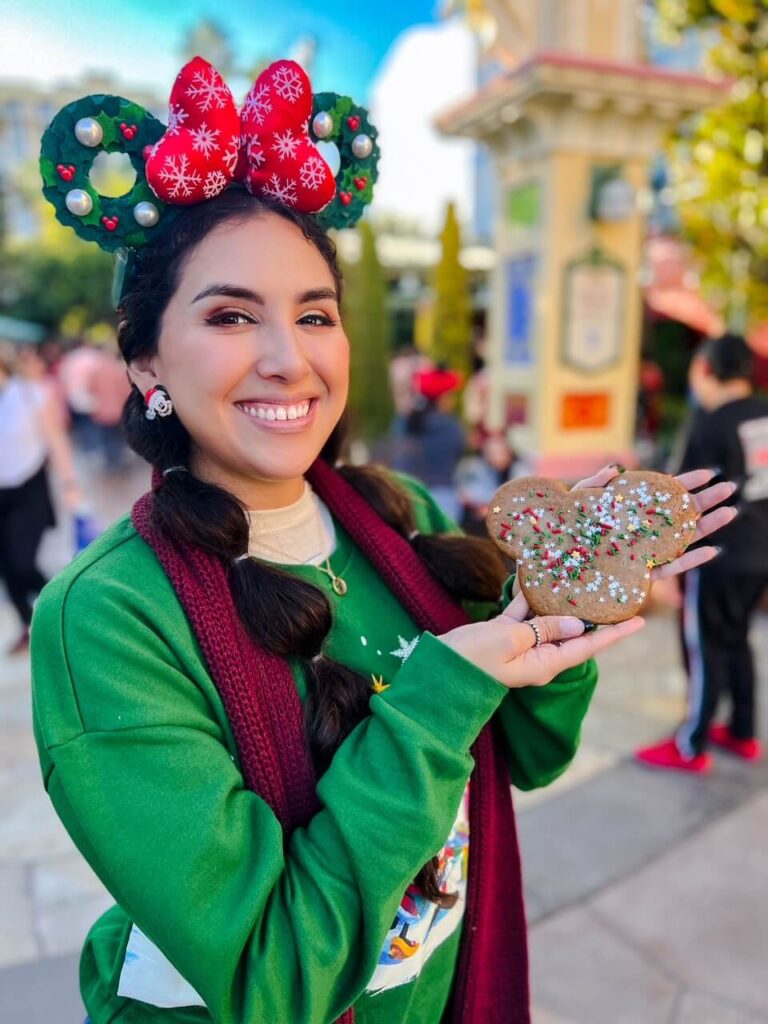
[235,399,315,427]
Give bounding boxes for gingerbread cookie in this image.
[486,471,700,624]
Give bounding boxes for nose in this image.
[254,319,311,383]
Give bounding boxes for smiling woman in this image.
[30,54,731,1024]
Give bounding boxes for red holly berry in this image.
[101,215,119,231]
[353,176,367,190]
[120,123,138,140]
[339,191,353,206]
[346,115,361,131]
[57,164,76,182]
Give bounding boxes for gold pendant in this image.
[331,576,348,596]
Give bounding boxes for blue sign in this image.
[505,254,536,365]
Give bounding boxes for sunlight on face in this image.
[152,213,349,508]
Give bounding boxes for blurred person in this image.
[389,365,466,520]
[388,342,432,432]
[85,338,132,471]
[59,338,103,451]
[462,350,491,451]
[636,333,768,772]
[456,432,514,536]
[0,344,84,654]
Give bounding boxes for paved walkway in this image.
[1,458,766,1023]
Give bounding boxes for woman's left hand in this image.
[571,464,737,582]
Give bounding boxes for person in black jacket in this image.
[636,333,768,772]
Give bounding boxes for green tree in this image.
[432,202,472,376]
[658,0,768,322]
[343,222,394,442]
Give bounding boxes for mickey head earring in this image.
[144,385,173,420]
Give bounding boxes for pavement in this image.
[1,454,766,1024]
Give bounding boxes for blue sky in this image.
[2,0,441,103]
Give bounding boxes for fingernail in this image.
[708,466,722,478]
[561,619,586,638]
[581,620,598,633]
[610,463,627,474]
[714,545,724,558]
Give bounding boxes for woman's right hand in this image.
[438,590,645,689]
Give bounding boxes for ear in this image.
[126,354,160,399]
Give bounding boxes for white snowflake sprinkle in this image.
[271,63,304,102]
[190,121,221,159]
[360,636,368,647]
[222,134,240,176]
[186,66,231,112]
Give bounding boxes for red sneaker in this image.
[634,738,712,774]
[708,724,762,761]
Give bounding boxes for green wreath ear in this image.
[40,94,176,253]
[310,93,379,231]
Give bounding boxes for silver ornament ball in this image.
[74,117,104,148]
[64,188,93,217]
[312,111,334,140]
[133,201,160,228]
[351,133,373,159]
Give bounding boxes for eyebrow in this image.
[191,284,339,304]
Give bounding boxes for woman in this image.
[0,344,82,654]
[30,187,735,1024]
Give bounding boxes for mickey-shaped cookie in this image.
[486,471,700,623]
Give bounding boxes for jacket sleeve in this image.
[31,568,505,1024]
[396,472,598,791]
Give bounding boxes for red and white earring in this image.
[144,385,173,420]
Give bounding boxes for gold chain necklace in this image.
[248,511,348,597]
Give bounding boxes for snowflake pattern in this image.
[490,480,697,611]
[185,66,231,113]
[242,131,266,169]
[157,153,202,199]
[261,173,298,206]
[389,635,420,662]
[271,129,301,162]
[222,134,241,175]
[189,122,221,159]
[271,64,304,102]
[166,103,189,136]
[242,82,272,126]
[203,169,228,199]
[300,155,328,191]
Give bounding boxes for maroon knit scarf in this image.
[131,458,529,1024]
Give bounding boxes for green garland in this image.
[40,95,174,253]
[310,93,380,231]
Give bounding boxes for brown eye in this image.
[206,310,256,326]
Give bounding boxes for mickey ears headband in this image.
[39,56,380,260]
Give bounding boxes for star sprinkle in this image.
[371,675,390,694]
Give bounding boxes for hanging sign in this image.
[562,251,625,373]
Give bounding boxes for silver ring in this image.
[526,620,542,648]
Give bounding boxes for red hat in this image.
[413,367,463,401]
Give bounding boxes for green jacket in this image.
[31,477,597,1024]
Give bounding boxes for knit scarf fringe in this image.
[132,458,530,1024]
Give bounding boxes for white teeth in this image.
[287,406,297,420]
[275,406,287,421]
[239,400,312,421]
[266,408,276,421]
[257,407,267,419]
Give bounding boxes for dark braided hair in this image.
[118,188,506,908]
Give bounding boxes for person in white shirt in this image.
[0,345,84,654]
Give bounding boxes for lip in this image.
[234,397,317,431]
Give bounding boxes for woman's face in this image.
[131,213,349,508]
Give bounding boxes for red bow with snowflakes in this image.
[145,57,336,213]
